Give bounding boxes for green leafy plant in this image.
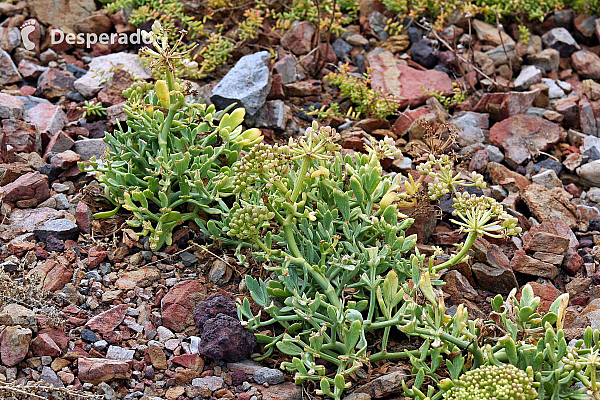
[519,25,531,45]
[80,22,263,250]
[326,64,403,119]
[422,83,467,111]
[79,100,107,121]
[203,120,524,399]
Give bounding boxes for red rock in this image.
[44,131,74,157]
[487,162,531,191]
[20,85,37,96]
[522,219,580,275]
[572,50,600,79]
[36,69,76,100]
[511,249,560,279]
[77,357,131,384]
[281,21,316,56]
[367,51,453,108]
[18,60,46,80]
[2,119,41,154]
[267,73,285,100]
[554,97,580,128]
[115,266,160,290]
[146,345,167,370]
[489,114,562,167]
[38,328,68,351]
[31,332,61,356]
[565,183,581,197]
[0,171,50,204]
[29,259,73,292]
[88,245,107,269]
[284,80,322,97]
[0,162,34,186]
[474,90,540,121]
[392,107,431,136]
[0,326,32,367]
[520,184,578,228]
[161,280,206,333]
[51,150,80,170]
[24,102,68,135]
[523,231,570,254]
[85,304,128,335]
[76,201,91,234]
[171,354,203,371]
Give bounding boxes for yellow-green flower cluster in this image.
[365,136,402,160]
[227,203,275,240]
[443,365,537,400]
[288,121,341,161]
[417,154,486,200]
[451,192,521,238]
[232,144,290,193]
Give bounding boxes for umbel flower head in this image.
[417,154,486,200]
[450,192,521,238]
[288,121,341,160]
[443,365,537,400]
[227,202,275,240]
[232,143,291,193]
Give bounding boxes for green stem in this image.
[433,232,477,272]
[290,156,311,203]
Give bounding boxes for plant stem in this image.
[433,231,477,272]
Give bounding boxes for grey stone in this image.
[34,218,78,242]
[333,38,353,61]
[578,160,600,186]
[449,112,488,146]
[542,28,581,58]
[250,100,290,129]
[73,138,109,161]
[527,48,560,73]
[40,366,63,388]
[74,52,151,98]
[254,367,285,385]
[514,65,542,91]
[192,376,224,391]
[106,345,135,361]
[210,51,271,116]
[532,169,562,190]
[0,93,24,119]
[0,49,21,85]
[542,78,566,98]
[485,42,517,67]
[588,187,600,203]
[485,144,504,163]
[0,27,21,52]
[98,382,117,400]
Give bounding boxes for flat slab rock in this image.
[520,183,578,228]
[489,114,562,167]
[366,50,453,108]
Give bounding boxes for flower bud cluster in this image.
[451,192,521,237]
[232,144,290,193]
[288,121,341,160]
[444,365,537,400]
[365,136,402,160]
[227,203,275,240]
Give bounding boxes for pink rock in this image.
[572,50,600,79]
[2,119,41,154]
[29,259,73,292]
[171,354,203,370]
[88,245,107,269]
[25,102,68,135]
[31,332,61,356]
[44,131,74,158]
[77,357,131,384]
[367,51,453,108]
[392,107,431,136]
[0,93,24,119]
[18,59,47,80]
[0,326,32,367]
[474,90,540,121]
[51,150,80,170]
[489,114,562,167]
[281,21,316,56]
[161,280,206,333]
[85,304,128,335]
[0,171,50,204]
[75,201,92,234]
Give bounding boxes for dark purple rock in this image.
[45,235,65,252]
[193,294,237,331]
[411,40,437,69]
[231,368,247,386]
[199,314,256,362]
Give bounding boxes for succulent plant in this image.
[80,22,262,250]
[442,365,538,400]
[79,100,107,121]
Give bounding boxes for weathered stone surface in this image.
[367,50,453,108]
[74,52,151,98]
[199,314,256,362]
[449,112,488,146]
[514,65,542,91]
[511,250,559,279]
[0,326,32,367]
[577,160,600,186]
[572,50,600,79]
[474,90,539,121]
[115,266,160,290]
[29,260,72,292]
[36,69,76,100]
[24,103,68,136]
[541,27,580,57]
[0,171,49,204]
[281,21,316,56]
[210,52,271,116]
[0,49,21,85]
[355,370,409,398]
[489,114,562,167]
[472,262,518,294]
[193,294,237,332]
[161,280,206,333]
[34,218,78,242]
[72,138,109,161]
[29,0,95,29]
[2,119,41,154]
[523,231,570,255]
[85,304,128,334]
[0,93,24,119]
[520,184,577,228]
[77,358,131,384]
[472,19,514,46]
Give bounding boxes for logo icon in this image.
[20,21,36,51]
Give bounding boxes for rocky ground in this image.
[1,0,600,399]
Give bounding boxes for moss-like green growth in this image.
[443,365,537,400]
